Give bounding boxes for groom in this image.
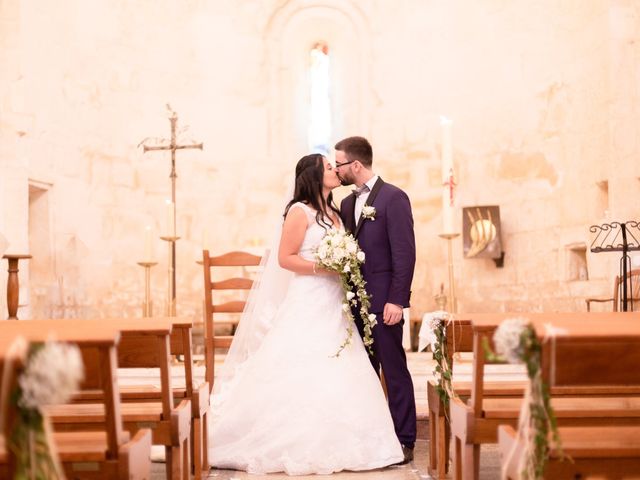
[334,136,417,464]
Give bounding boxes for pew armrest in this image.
[118,428,152,480]
[192,382,210,418]
[171,399,192,444]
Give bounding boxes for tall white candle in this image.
[440,116,455,233]
[165,199,175,237]
[144,225,154,262]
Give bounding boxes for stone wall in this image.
[0,0,638,321]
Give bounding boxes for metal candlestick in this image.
[137,261,158,317]
[160,236,180,316]
[439,233,460,314]
[141,108,203,315]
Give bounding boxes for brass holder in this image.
[137,261,158,317]
[438,233,460,314]
[160,236,180,316]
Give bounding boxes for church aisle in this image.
[135,351,515,479]
[149,439,502,479]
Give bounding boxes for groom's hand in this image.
[383,303,403,325]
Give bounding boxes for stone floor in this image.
[127,351,522,479]
[151,440,502,479]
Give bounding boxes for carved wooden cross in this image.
[443,167,457,207]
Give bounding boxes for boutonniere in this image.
[361,206,376,221]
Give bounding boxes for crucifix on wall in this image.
[140,105,203,315]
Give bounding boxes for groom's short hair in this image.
[334,136,373,168]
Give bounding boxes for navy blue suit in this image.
[340,177,417,449]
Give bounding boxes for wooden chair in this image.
[0,324,153,479]
[450,312,640,480]
[499,322,640,478]
[586,268,640,312]
[202,249,262,393]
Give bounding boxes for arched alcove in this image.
[265,0,372,165]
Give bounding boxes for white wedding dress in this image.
[208,202,403,475]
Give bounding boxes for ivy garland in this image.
[430,314,455,410]
[484,319,566,480]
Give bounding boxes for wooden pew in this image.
[450,312,640,480]
[41,318,192,480]
[427,316,528,479]
[0,334,29,477]
[0,321,152,479]
[499,318,640,478]
[79,317,210,480]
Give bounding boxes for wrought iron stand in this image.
[589,221,640,311]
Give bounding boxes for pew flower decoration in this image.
[315,228,375,357]
[427,311,455,409]
[486,318,563,480]
[361,206,376,221]
[10,341,84,480]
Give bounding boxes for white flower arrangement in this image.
[361,205,376,221]
[19,341,84,410]
[314,228,376,356]
[488,318,564,480]
[11,340,85,479]
[426,311,455,408]
[493,317,528,365]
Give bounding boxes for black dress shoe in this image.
[394,445,414,465]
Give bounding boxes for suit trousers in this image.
[356,312,417,449]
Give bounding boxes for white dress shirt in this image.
[354,175,379,223]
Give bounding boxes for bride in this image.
[208,153,404,475]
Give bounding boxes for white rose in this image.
[343,264,351,273]
[346,291,356,301]
[333,248,345,260]
[356,251,365,262]
[346,242,358,254]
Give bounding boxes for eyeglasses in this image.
[335,160,356,168]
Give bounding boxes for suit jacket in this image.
[340,178,416,314]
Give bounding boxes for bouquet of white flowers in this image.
[315,228,377,356]
[10,340,84,480]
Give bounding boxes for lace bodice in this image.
[289,202,343,261]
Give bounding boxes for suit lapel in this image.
[354,177,384,238]
[343,194,357,233]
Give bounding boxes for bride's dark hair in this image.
[283,153,340,230]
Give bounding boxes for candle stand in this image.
[137,261,158,317]
[160,236,180,316]
[3,254,31,320]
[438,233,460,314]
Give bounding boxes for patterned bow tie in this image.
[352,185,370,197]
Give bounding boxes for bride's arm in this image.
[278,208,333,275]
